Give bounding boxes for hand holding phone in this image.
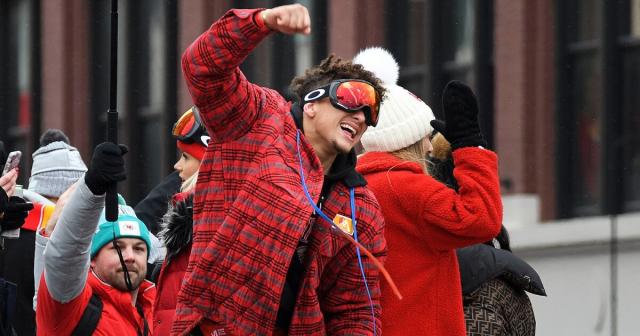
[2,151,21,176]
[0,168,17,197]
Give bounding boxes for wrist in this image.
[259,9,272,30]
[84,174,106,195]
[450,134,487,150]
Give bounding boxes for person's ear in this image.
[302,102,317,119]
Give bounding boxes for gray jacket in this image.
[41,180,104,303]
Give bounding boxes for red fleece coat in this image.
[356,149,502,336]
[173,8,387,336]
[153,244,191,336]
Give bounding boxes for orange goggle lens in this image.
[172,107,203,142]
[333,81,380,126]
[303,79,380,126]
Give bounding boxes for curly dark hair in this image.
[289,54,387,102]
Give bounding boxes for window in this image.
[0,0,40,185]
[386,0,494,147]
[620,0,640,211]
[386,0,429,99]
[559,0,603,217]
[89,0,177,204]
[557,0,640,217]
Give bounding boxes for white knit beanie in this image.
[354,47,435,153]
[28,141,88,198]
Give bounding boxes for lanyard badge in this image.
[333,214,354,236]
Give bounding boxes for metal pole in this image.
[105,0,119,221]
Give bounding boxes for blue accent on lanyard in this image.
[295,130,377,335]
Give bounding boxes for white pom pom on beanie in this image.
[354,47,435,153]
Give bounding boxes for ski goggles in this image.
[302,79,381,126]
[172,106,208,146]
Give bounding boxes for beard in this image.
[109,267,146,291]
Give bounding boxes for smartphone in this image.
[2,151,21,176]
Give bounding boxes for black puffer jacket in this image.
[457,244,546,336]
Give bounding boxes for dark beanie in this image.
[39,129,70,147]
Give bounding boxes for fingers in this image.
[118,144,129,155]
[268,4,311,35]
[7,197,34,212]
[430,120,446,135]
[0,169,18,193]
[85,142,128,195]
[443,80,478,114]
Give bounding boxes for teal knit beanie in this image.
[90,195,151,258]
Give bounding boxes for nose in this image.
[121,245,136,263]
[352,110,366,124]
[174,159,181,171]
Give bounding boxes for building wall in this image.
[509,209,640,335]
[494,0,556,219]
[40,0,90,156]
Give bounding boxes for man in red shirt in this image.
[174,4,390,335]
[36,143,156,335]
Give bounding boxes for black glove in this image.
[0,141,6,168]
[0,187,8,214]
[84,142,128,195]
[1,196,34,231]
[430,80,486,150]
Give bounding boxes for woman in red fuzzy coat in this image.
[354,48,503,336]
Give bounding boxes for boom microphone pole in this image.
[105,0,119,221]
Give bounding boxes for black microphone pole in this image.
[105,0,119,222]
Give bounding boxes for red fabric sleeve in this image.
[393,147,502,251]
[181,8,273,143]
[36,275,92,335]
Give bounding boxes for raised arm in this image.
[181,4,310,142]
[416,81,502,250]
[43,179,103,302]
[379,81,501,251]
[43,143,127,302]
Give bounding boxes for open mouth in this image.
[340,122,358,140]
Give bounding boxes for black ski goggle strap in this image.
[302,79,381,127]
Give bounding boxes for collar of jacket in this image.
[88,270,156,321]
[158,193,193,263]
[290,102,367,189]
[457,244,547,296]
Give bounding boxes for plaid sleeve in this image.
[181,8,273,142]
[321,194,387,335]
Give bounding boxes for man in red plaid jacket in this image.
[173,4,389,336]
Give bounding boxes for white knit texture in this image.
[360,85,434,153]
[353,47,435,153]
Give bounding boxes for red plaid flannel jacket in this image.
[172,9,387,336]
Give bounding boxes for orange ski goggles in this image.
[172,106,208,146]
[302,79,381,126]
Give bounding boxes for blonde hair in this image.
[180,170,198,192]
[390,138,429,173]
[430,133,452,161]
